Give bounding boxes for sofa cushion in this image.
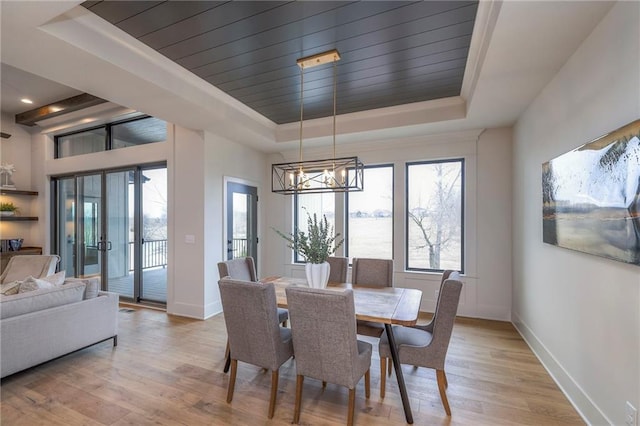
[17,271,67,293]
[63,277,100,300]
[0,281,86,319]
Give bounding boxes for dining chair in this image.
[327,256,348,283]
[218,257,289,374]
[218,278,294,419]
[217,257,288,325]
[285,286,371,426]
[351,257,394,337]
[378,271,462,415]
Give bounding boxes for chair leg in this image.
[227,359,238,403]
[322,381,327,389]
[387,357,392,376]
[364,369,370,399]
[380,358,386,398]
[293,375,304,424]
[282,319,288,327]
[223,340,231,373]
[443,370,448,389]
[268,369,279,419]
[436,369,451,415]
[347,388,356,426]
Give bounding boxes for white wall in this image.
[201,131,268,318]
[512,2,640,425]
[263,126,513,321]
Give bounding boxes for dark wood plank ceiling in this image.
[82,1,478,124]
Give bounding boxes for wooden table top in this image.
[261,276,423,326]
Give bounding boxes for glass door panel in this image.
[141,167,167,302]
[78,174,102,278]
[226,182,258,264]
[105,170,134,298]
[56,177,77,277]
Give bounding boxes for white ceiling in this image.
[1,63,81,115]
[0,1,614,152]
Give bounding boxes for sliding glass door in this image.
[54,164,167,304]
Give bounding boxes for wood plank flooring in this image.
[0,308,584,425]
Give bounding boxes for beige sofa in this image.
[0,278,119,378]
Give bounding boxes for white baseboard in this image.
[512,313,609,425]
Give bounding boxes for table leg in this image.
[385,323,413,424]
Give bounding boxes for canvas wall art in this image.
[542,119,640,266]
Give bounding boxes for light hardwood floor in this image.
[0,307,584,425]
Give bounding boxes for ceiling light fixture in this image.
[272,49,364,195]
[20,98,33,104]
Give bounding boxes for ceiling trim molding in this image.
[460,0,502,106]
[275,96,466,144]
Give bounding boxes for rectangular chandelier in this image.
[271,49,365,195]
[272,156,364,194]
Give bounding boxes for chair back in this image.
[286,286,362,388]
[427,270,458,328]
[351,258,393,288]
[0,255,60,284]
[217,257,257,281]
[327,256,348,283]
[428,274,463,366]
[218,278,291,370]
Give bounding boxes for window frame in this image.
[345,163,394,261]
[54,115,162,159]
[292,188,337,264]
[405,158,465,273]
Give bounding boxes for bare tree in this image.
[408,164,461,269]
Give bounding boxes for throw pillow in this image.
[18,276,57,293]
[0,280,21,296]
[41,271,66,286]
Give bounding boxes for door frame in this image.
[52,162,167,304]
[222,176,260,269]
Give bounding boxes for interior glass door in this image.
[78,174,102,278]
[226,182,258,265]
[54,164,167,305]
[140,167,167,302]
[105,170,135,298]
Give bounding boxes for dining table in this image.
[261,276,423,424]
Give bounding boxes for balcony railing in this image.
[232,238,248,258]
[129,239,167,271]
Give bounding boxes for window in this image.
[406,159,464,272]
[55,116,166,158]
[112,117,167,149]
[346,165,393,260]
[294,192,335,263]
[56,127,106,158]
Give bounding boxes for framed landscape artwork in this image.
[542,119,640,266]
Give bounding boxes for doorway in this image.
[226,181,258,267]
[53,164,167,304]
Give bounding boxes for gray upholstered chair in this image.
[0,255,59,284]
[327,256,348,283]
[351,257,394,337]
[218,278,294,419]
[285,286,371,426]
[217,257,288,326]
[378,271,462,415]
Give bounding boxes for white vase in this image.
[305,261,330,289]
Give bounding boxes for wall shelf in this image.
[0,189,39,222]
[0,216,38,221]
[0,189,38,196]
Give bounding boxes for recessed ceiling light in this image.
[20,98,33,104]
